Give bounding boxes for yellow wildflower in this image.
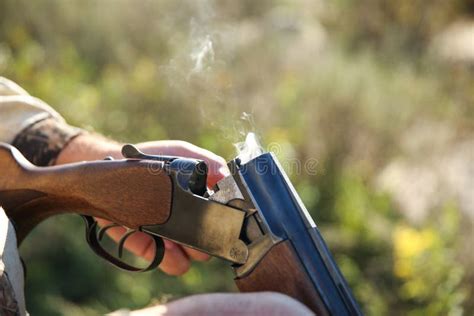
[393,225,436,278]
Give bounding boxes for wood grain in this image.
[0,144,173,242]
[235,240,328,315]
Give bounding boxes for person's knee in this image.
[125,292,313,315]
[161,292,313,315]
[249,292,314,315]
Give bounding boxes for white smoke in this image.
[235,132,265,164]
[190,34,215,73]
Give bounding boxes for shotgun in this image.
[0,142,363,315]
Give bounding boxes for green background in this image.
[0,1,473,315]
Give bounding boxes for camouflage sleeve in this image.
[0,77,83,166]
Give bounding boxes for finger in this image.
[182,246,210,262]
[96,219,191,275]
[95,219,155,259]
[159,240,191,275]
[135,141,229,187]
[166,143,229,186]
[110,231,190,275]
[185,148,230,186]
[206,164,229,188]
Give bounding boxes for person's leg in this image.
[115,292,313,316]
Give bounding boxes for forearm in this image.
[55,133,121,165]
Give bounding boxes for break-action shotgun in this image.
[0,142,363,315]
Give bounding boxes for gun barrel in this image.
[236,153,363,315]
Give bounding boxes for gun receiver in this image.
[0,142,363,315]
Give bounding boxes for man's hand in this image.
[56,134,229,275]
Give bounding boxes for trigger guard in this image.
[82,215,165,272]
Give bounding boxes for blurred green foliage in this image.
[0,0,472,315]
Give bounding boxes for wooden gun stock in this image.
[0,143,173,242]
